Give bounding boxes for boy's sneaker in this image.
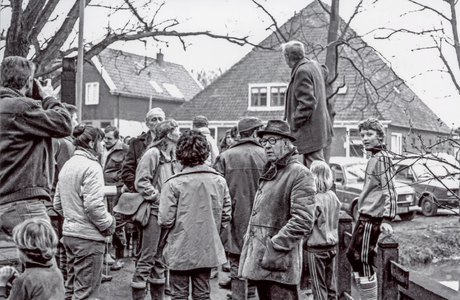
[110,260,124,271]
[101,273,113,283]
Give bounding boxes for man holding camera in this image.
[0,56,72,236]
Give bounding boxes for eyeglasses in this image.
[149,117,164,122]
[259,137,284,147]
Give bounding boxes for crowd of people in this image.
[0,40,398,300]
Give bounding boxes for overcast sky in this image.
[1,0,459,127]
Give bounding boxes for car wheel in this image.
[399,211,416,221]
[421,196,438,217]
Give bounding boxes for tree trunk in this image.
[325,0,340,122]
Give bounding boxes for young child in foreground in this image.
[346,118,397,300]
[0,218,64,300]
[305,160,341,300]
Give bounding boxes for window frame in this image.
[85,82,100,105]
[248,83,287,111]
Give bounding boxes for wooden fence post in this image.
[338,211,353,299]
[376,234,399,300]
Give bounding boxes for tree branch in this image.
[252,0,288,43]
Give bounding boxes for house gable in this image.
[171,1,451,137]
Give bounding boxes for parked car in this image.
[329,157,418,221]
[393,157,460,217]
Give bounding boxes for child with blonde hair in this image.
[305,160,341,300]
[0,218,64,299]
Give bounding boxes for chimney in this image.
[156,50,164,66]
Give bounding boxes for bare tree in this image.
[0,0,262,77]
[372,0,460,93]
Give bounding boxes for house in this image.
[78,48,202,137]
[171,1,454,157]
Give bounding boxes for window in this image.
[85,82,99,105]
[270,86,286,107]
[251,87,267,107]
[391,133,402,155]
[248,83,286,111]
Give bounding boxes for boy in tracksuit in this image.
[346,118,397,300]
[305,161,341,300]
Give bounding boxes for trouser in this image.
[132,214,166,288]
[229,253,256,297]
[307,248,338,300]
[346,217,382,277]
[170,268,211,300]
[107,194,126,259]
[63,236,105,300]
[302,149,325,168]
[254,280,299,300]
[0,199,50,236]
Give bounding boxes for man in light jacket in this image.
[239,120,316,300]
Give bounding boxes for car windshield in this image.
[412,162,454,179]
[344,163,366,183]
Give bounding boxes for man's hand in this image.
[0,266,18,287]
[380,222,393,235]
[36,78,54,99]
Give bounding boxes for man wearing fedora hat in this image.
[214,117,266,300]
[238,120,317,300]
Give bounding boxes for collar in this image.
[0,86,25,98]
[106,140,124,154]
[196,127,211,135]
[25,260,53,269]
[74,148,99,161]
[260,147,298,181]
[290,58,309,77]
[369,144,386,155]
[229,138,262,149]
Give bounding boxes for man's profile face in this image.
[70,113,78,129]
[104,131,117,149]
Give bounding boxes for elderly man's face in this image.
[146,114,165,132]
[283,53,295,69]
[260,134,289,162]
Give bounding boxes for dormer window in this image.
[248,83,286,111]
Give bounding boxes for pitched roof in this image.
[93,48,202,102]
[172,1,451,134]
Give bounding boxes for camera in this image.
[32,79,47,100]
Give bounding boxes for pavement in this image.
[98,257,313,299]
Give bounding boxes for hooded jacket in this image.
[0,87,72,205]
[238,149,316,285]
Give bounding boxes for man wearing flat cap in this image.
[239,120,316,300]
[214,117,266,300]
